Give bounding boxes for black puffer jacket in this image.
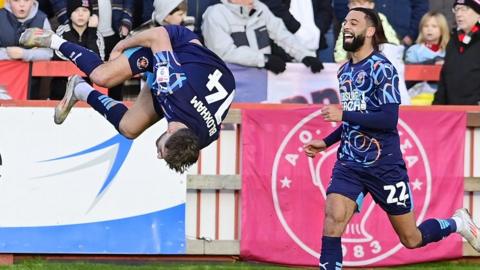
[433,28,480,105]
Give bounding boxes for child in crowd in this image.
[405,11,450,64]
[152,0,187,26]
[50,0,104,100]
[0,0,52,61]
[334,0,399,63]
[405,11,450,105]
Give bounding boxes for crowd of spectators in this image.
[0,0,479,105]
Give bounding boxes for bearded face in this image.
[343,29,367,52]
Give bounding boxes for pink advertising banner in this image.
[241,108,466,267]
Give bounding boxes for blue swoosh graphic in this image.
[40,134,133,198]
[0,204,185,254]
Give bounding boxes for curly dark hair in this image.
[349,7,388,51]
[163,128,200,173]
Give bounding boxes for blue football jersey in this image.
[146,26,236,149]
[337,52,403,166]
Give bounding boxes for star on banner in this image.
[412,178,423,191]
[280,177,292,188]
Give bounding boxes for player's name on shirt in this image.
[190,95,218,137]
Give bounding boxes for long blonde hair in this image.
[416,12,450,51]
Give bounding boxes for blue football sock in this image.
[87,90,128,132]
[418,218,456,247]
[59,42,103,76]
[319,236,342,270]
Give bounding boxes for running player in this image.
[19,25,235,173]
[303,8,480,270]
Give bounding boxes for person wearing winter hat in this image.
[152,0,187,25]
[49,0,104,100]
[66,0,92,16]
[433,0,480,104]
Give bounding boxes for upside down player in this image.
[303,8,480,270]
[19,25,235,173]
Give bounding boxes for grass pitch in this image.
[0,260,479,270]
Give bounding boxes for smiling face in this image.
[9,0,34,20]
[342,10,373,52]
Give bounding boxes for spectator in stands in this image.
[50,0,104,100]
[0,0,53,61]
[202,0,324,75]
[375,0,429,46]
[50,0,98,26]
[405,12,450,65]
[429,0,455,29]
[433,0,480,105]
[405,11,450,105]
[187,0,217,39]
[334,0,399,62]
[259,0,333,57]
[93,0,133,101]
[152,0,187,26]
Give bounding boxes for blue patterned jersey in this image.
[145,25,236,149]
[337,52,403,166]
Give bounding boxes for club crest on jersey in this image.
[355,70,367,85]
[136,56,149,70]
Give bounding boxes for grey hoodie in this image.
[202,0,314,68]
[0,0,53,61]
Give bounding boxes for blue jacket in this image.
[51,0,134,33]
[0,1,53,61]
[375,0,429,40]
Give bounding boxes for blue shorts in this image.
[327,161,413,215]
[123,47,154,75]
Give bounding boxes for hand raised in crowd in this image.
[402,35,413,46]
[88,14,99,28]
[321,104,343,122]
[119,25,130,38]
[303,139,327,158]
[264,54,286,74]
[6,47,24,60]
[302,56,324,73]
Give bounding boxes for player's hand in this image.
[304,139,327,158]
[6,47,24,59]
[110,40,126,60]
[321,105,343,122]
[302,56,324,73]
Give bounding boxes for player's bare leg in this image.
[389,209,480,251]
[388,212,422,248]
[323,194,357,236]
[117,84,160,139]
[20,28,133,88]
[88,55,133,88]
